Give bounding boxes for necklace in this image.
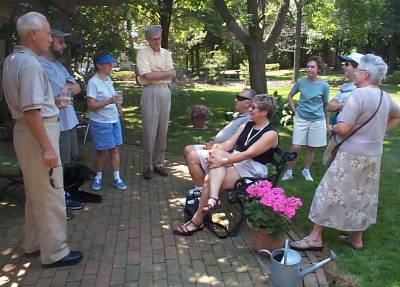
[244,121,269,146]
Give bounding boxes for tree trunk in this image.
[246,43,267,94]
[292,0,302,82]
[321,40,330,67]
[387,33,398,75]
[195,44,200,72]
[158,0,173,49]
[213,0,289,93]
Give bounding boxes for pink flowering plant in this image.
[244,180,303,238]
[186,105,213,118]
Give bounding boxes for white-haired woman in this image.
[291,54,400,251]
[174,94,279,236]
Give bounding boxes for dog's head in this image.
[63,163,96,188]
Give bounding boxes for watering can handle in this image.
[256,249,273,275]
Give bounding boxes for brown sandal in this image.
[290,236,323,252]
[173,219,204,236]
[202,197,221,213]
[339,235,364,250]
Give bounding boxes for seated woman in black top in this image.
[174,94,279,236]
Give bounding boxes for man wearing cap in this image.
[2,12,82,267]
[136,25,176,180]
[39,28,83,218]
[327,52,364,126]
[181,88,255,202]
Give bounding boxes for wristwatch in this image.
[221,157,229,164]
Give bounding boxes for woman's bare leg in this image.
[178,166,240,232]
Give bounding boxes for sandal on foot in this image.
[173,220,204,236]
[339,235,363,250]
[290,236,323,252]
[202,197,221,213]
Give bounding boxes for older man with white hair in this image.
[2,12,82,267]
[136,25,176,180]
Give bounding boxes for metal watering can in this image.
[256,240,338,287]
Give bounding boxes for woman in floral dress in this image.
[291,54,400,251]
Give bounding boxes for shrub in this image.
[382,73,400,86]
[111,70,135,81]
[271,90,294,127]
[265,63,280,71]
[203,50,228,83]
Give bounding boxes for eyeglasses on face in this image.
[342,62,358,68]
[236,95,250,102]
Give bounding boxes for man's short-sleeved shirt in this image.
[39,56,79,131]
[136,46,174,86]
[290,77,329,121]
[214,112,251,143]
[334,82,357,105]
[2,46,58,119]
[87,74,119,123]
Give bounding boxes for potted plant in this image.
[244,180,303,251]
[186,105,213,129]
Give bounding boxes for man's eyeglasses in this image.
[342,62,358,68]
[236,95,250,102]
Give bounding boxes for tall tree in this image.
[292,0,302,82]
[213,0,290,93]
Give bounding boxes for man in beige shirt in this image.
[2,12,82,267]
[136,25,176,179]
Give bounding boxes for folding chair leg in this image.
[83,123,89,144]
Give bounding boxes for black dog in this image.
[63,163,102,203]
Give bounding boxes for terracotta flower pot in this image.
[191,115,206,129]
[247,221,285,252]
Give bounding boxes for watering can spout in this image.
[299,251,338,278]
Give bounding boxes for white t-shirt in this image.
[87,74,119,123]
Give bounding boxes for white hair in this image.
[358,54,388,84]
[145,25,162,38]
[16,12,48,37]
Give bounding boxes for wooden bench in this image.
[208,147,297,238]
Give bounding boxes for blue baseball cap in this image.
[95,54,116,64]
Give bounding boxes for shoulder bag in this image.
[323,89,383,167]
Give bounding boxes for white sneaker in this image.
[282,170,293,181]
[302,169,314,181]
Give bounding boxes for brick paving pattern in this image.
[0,143,322,286]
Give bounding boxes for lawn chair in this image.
[0,155,24,205]
[76,112,90,144]
[206,147,297,238]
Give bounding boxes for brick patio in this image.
[0,141,325,287]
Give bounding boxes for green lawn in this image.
[115,72,400,286]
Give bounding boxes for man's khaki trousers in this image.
[141,84,171,168]
[14,117,70,264]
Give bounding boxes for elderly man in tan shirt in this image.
[136,25,176,180]
[2,12,82,267]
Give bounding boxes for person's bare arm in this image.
[288,92,296,114]
[332,122,353,138]
[87,96,118,111]
[327,99,343,112]
[209,131,278,168]
[24,109,58,168]
[386,111,400,131]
